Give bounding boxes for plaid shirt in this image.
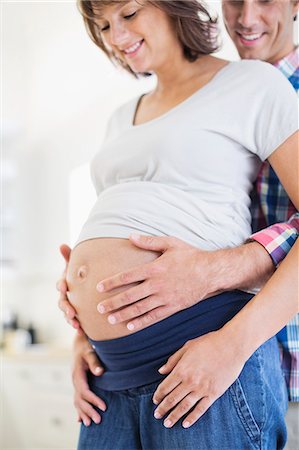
[250,47,299,401]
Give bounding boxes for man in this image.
[221,1,299,447]
[58,0,298,444]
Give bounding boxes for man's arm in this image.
[94,228,296,331]
[58,220,297,333]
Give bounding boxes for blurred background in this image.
[1,0,243,448]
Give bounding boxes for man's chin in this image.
[236,45,266,61]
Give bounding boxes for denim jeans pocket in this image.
[229,377,262,448]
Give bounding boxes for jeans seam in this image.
[229,350,264,450]
[257,345,266,435]
[229,380,260,448]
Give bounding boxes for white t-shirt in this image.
[76,60,298,250]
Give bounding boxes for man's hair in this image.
[77,0,219,77]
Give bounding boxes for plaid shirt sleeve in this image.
[250,213,299,267]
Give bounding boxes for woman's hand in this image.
[152,329,246,429]
[73,333,106,426]
[57,244,83,333]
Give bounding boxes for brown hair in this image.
[77,0,219,76]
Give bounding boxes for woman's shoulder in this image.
[221,59,296,100]
[227,59,289,84]
[104,96,138,136]
[111,96,139,121]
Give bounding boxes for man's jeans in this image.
[78,337,288,450]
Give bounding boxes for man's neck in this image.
[267,44,297,65]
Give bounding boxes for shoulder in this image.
[109,96,139,125]
[227,59,293,87]
[220,60,297,104]
[104,96,140,140]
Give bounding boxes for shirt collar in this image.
[273,46,299,77]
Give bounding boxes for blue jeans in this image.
[78,337,288,450]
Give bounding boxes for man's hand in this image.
[57,244,83,333]
[72,333,106,426]
[96,235,223,331]
[152,329,246,428]
[96,235,274,332]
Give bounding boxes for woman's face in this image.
[95,0,181,74]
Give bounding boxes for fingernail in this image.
[99,404,106,412]
[66,309,70,316]
[158,365,166,373]
[97,304,105,314]
[97,283,104,292]
[93,416,100,424]
[183,421,191,428]
[164,419,172,428]
[154,411,162,419]
[127,322,135,331]
[152,398,158,405]
[83,420,90,427]
[108,315,116,324]
[94,367,103,374]
[130,233,140,241]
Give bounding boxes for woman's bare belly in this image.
[66,238,160,341]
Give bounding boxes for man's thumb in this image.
[129,234,170,252]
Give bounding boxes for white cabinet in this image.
[1,351,80,449]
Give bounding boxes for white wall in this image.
[1,0,242,344]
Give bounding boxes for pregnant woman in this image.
[61,1,298,449]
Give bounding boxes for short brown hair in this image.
[77,0,219,76]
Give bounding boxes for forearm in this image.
[206,214,299,295]
[220,240,299,360]
[202,241,275,295]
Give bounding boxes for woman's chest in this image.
[92,111,259,192]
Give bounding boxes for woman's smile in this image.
[123,39,144,59]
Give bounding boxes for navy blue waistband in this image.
[88,290,253,391]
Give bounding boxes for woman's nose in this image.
[109,22,129,47]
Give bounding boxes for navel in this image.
[77,265,88,279]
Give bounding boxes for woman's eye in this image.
[123,12,136,20]
[100,24,110,32]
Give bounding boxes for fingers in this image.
[154,385,190,420]
[182,397,214,428]
[84,349,104,376]
[152,365,183,406]
[96,264,152,293]
[106,300,163,329]
[153,375,214,428]
[157,391,200,428]
[157,347,185,376]
[59,244,72,263]
[74,393,104,426]
[125,305,176,332]
[58,291,77,319]
[129,234,175,253]
[56,277,68,294]
[73,355,106,426]
[58,291,83,331]
[97,281,154,315]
